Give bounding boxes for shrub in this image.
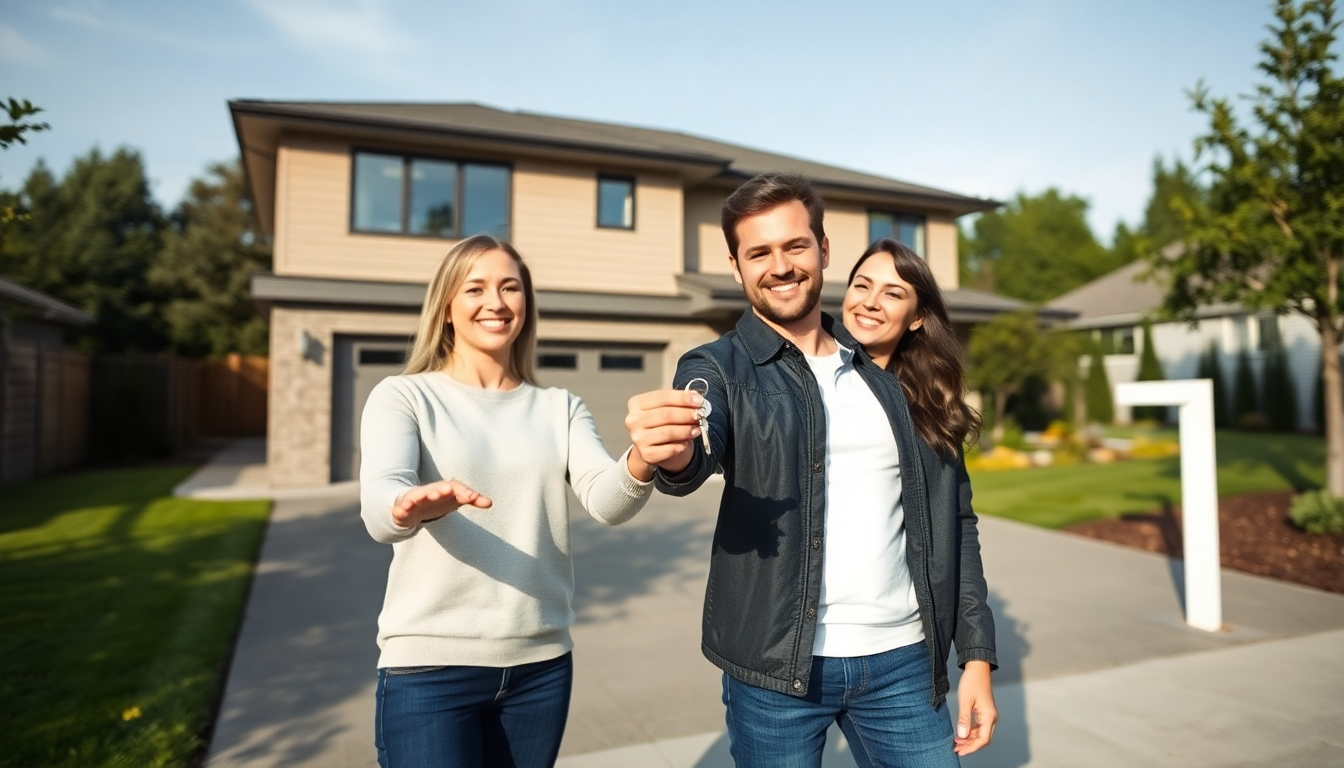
[1084,341,1114,424]
[1134,320,1167,422]
[1233,349,1260,427]
[1197,342,1231,428]
[997,418,1030,451]
[1262,346,1298,432]
[1289,490,1344,534]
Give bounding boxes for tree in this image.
[0,147,167,352]
[1263,346,1300,431]
[967,309,1054,441]
[1143,158,1205,250]
[1133,319,1168,422]
[962,189,1123,302]
[1197,342,1232,428]
[151,160,271,356]
[1,97,50,227]
[1152,0,1344,495]
[1233,349,1261,426]
[1084,339,1114,424]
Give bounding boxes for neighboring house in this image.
[1047,257,1331,429]
[0,276,94,484]
[233,101,1039,487]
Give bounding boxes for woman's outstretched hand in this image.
[391,479,493,529]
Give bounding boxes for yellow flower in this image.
[122,707,141,721]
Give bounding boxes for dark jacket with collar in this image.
[655,309,996,706]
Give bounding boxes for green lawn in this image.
[0,466,270,768]
[970,431,1327,529]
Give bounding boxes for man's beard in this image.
[749,274,823,327]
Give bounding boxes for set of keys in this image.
[685,378,712,456]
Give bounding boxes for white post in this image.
[1114,380,1222,632]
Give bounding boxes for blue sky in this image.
[0,0,1280,240]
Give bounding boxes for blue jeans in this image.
[722,643,958,768]
[375,652,573,768]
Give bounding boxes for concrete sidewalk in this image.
[199,440,1344,767]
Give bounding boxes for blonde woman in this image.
[360,234,656,767]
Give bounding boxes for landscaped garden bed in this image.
[1068,489,1344,594]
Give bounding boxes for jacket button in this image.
[812,461,822,472]
[806,606,816,618]
[811,537,821,550]
[792,679,802,691]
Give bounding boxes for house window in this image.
[1097,326,1135,355]
[352,151,510,239]
[1257,314,1281,352]
[597,175,635,229]
[868,211,926,256]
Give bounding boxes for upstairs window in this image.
[597,175,635,229]
[868,211,926,257]
[352,151,510,239]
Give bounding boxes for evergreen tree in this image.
[1084,338,1114,424]
[1133,319,1167,422]
[1197,342,1232,428]
[1263,346,1300,431]
[1233,349,1261,426]
[0,147,167,352]
[151,160,271,356]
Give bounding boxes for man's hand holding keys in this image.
[625,388,708,474]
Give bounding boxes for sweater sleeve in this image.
[359,378,424,544]
[565,392,652,526]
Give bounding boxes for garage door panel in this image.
[536,344,663,455]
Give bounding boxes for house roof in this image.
[229,100,1001,233]
[0,277,95,327]
[1046,254,1241,329]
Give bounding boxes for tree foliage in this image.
[1133,320,1168,422]
[1233,349,1261,425]
[151,161,271,356]
[961,189,1124,302]
[1197,342,1232,428]
[1151,0,1344,493]
[1263,346,1300,431]
[967,309,1059,440]
[1,97,51,228]
[1084,339,1114,424]
[0,148,167,352]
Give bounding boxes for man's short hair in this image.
[720,172,826,258]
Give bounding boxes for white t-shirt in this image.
[804,345,924,657]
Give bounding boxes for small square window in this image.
[597,175,635,229]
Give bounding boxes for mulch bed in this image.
[1066,489,1344,594]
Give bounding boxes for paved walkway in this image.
[194,441,1344,768]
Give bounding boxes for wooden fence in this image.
[0,341,91,484]
[1,347,268,484]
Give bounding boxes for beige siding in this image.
[927,215,959,289]
[512,160,682,295]
[273,136,683,293]
[275,136,455,284]
[684,188,728,273]
[821,203,870,284]
[267,307,419,487]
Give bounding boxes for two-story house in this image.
[233,101,1032,487]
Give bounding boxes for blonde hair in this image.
[404,235,538,384]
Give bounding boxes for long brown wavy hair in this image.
[847,239,981,458]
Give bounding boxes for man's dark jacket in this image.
[655,310,997,706]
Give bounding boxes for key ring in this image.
[685,378,712,416]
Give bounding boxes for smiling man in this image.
[625,172,997,767]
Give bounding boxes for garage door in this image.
[534,342,664,455]
[331,335,412,482]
